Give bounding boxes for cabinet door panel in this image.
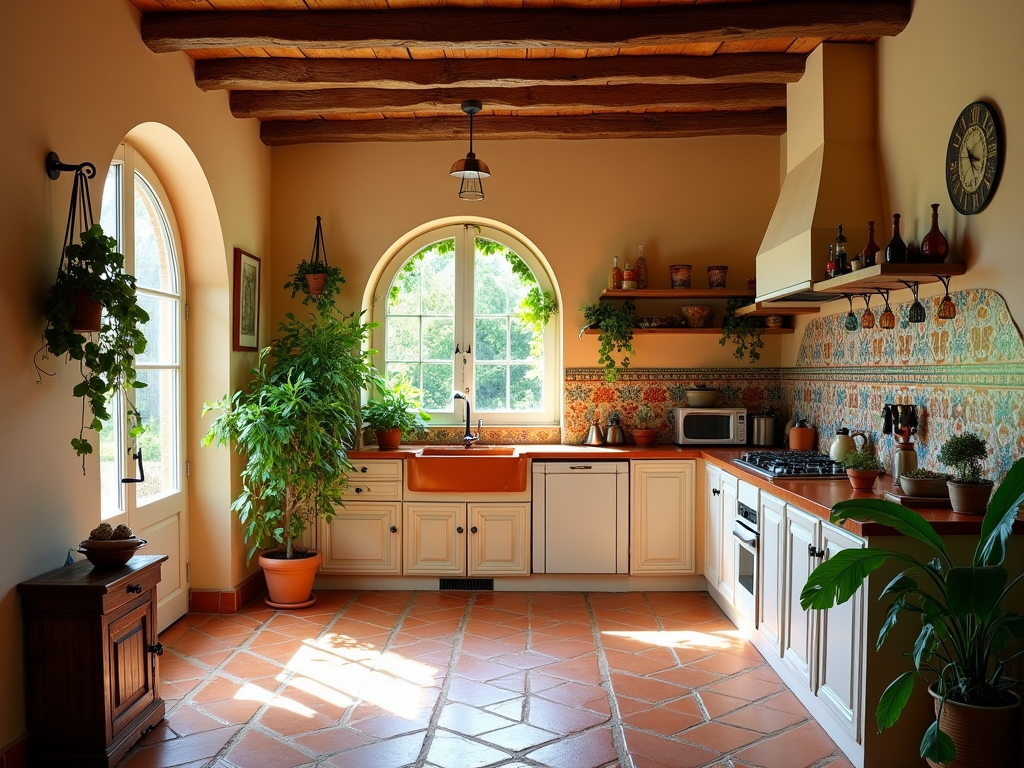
[783,505,819,690]
[718,472,738,604]
[321,503,401,574]
[817,523,866,742]
[468,503,530,576]
[704,464,722,587]
[404,502,465,575]
[758,493,786,656]
[108,599,157,738]
[631,461,695,574]
[344,459,403,500]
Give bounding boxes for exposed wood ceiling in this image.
[130,0,911,146]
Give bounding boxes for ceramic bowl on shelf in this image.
[78,537,147,568]
[681,305,712,328]
[684,388,719,407]
[764,315,784,329]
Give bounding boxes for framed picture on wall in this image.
[233,248,260,351]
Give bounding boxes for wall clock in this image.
[946,101,1002,215]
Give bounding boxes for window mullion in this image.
[457,226,475,400]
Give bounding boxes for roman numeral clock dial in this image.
[946,101,1002,215]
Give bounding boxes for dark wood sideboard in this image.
[18,554,168,767]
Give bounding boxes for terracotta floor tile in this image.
[603,649,677,676]
[161,678,203,702]
[119,725,240,768]
[221,652,286,680]
[454,654,516,681]
[496,650,557,670]
[437,701,517,735]
[447,678,521,707]
[532,622,594,640]
[530,638,597,660]
[292,725,372,755]
[327,732,427,767]
[651,666,722,689]
[350,711,431,739]
[677,721,761,751]
[719,703,807,733]
[484,696,526,722]
[170,631,235,657]
[762,689,812,717]
[462,620,522,639]
[427,730,512,768]
[622,728,718,768]
[705,673,787,702]
[247,629,297,648]
[536,681,607,707]
[687,653,764,676]
[696,691,749,718]
[459,634,525,658]
[609,673,689,705]
[527,726,618,768]
[197,695,265,725]
[190,650,234,668]
[538,655,603,684]
[223,728,311,768]
[479,722,559,751]
[257,703,337,736]
[526,696,608,735]
[733,721,840,768]
[622,705,704,736]
[165,704,226,736]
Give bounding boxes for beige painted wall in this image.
[783,0,1024,363]
[270,136,784,373]
[0,0,270,747]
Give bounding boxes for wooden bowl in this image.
[78,537,147,568]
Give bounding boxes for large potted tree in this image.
[801,457,1024,767]
[203,307,377,608]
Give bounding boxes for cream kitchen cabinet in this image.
[704,463,722,587]
[758,492,786,656]
[320,459,404,575]
[404,502,530,577]
[630,460,696,574]
[782,504,866,744]
[718,470,738,605]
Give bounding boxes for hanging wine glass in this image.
[860,294,875,329]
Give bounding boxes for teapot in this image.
[829,427,867,462]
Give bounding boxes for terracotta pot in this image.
[304,272,328,295]
[258,550,321,608]
[900,476,950,498]
[789,426,816,452]
[947,480,993,515]
[632,429,657,447]
[927,683,1021,768]
[375,427,402,450]
[69,291,103,332]
[846,469,878,491]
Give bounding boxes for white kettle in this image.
[830,428,866,462]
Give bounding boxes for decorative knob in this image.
[457,527,464,534]
[808,544,826,559]
[354,487,363,494]
[390,526,398,533]
[148,642,164,656]
[712,488,721,496]
[470,526,478,533]
[126,584,143,594]
[360,466,368,473]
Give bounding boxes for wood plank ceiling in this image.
[130,0,911,146]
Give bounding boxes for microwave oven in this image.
[670,407,747,445]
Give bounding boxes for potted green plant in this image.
[801,457,1024,767]
[631,404,658,447]
[202,307,378,607]
[362,376,431,450]
[937,432,994,515]
[580,300,637,382]
[284,216,346,313]
[719,298,764,363]
[39,224,149,469]
[900,468,953,499]
[841,448,884,491]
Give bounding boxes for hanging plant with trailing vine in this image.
[719,298,764,363]
[580,300,637,382]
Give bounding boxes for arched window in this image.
[373,223,559,427]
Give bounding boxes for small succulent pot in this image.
[900,476,949,498]
[669,264,692,289]
[947,480,993,515]
[707,265,729,289]
[846,469,878,491]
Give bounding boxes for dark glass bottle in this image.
[860,220,880,267]
[885,213,907,264]
[834,225,848,273]
[920,204,949,264]
[825,244,836,279]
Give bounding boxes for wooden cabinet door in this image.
[344,459,403,501]
[403,502,465,576]
[783,504,820,690]
[108,599,158,740]
[758,492,786,656]
[816,522,866,742]
[468,503,530,576]
[704,463,723,587]
[630,461,695,574]
[321,503,401,575]
[718,472,738,604]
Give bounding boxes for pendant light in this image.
[878,289,896,330]
[905,281,926,324]
[937,275,957,320]
[860,294,875,330]
[450,100,490,201]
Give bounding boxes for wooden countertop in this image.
[349,444,1022,538]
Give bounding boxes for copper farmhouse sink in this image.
[407,446,527,493]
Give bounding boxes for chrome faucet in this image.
[453,391,480,446]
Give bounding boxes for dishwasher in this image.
[532,462,629,573]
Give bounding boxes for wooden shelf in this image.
[582,327,794,335]
[599,288,756,300]
[734,302,821,318]
[812,263,966,294]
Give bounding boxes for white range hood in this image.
[755,44,884,302]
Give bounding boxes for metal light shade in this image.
[880,307,896,329]
[844,311,859,332]
[451,100,489,201]
[861,307,875,329]
[450,155,490,179]
[938,295,957,319]
[908,300,926,323]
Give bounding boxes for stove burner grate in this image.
[734,450,847,479]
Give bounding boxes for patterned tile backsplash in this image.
[385,289,1023,483]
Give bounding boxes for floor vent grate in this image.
[439,578,494,591]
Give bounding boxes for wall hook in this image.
[46,151,96,181]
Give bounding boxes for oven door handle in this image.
[733,521,758,548]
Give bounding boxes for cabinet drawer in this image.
[344,460,403,500]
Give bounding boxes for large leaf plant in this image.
[800,457,1024,764]
[202,307,378,561]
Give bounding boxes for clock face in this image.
[946,102,1001,215]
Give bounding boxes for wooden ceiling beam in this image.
[230,83,787,119]
[196,53,807,91]
[259,108,787,145]
[143,1,911,53]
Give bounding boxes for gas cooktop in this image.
[734,450,847,479]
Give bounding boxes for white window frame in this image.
[372,221,559,428]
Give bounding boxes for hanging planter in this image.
[36,153,149,472]
[284,215,345,312]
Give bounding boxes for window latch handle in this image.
[121,448,145,484]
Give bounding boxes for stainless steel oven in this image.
[733,481,760,626]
